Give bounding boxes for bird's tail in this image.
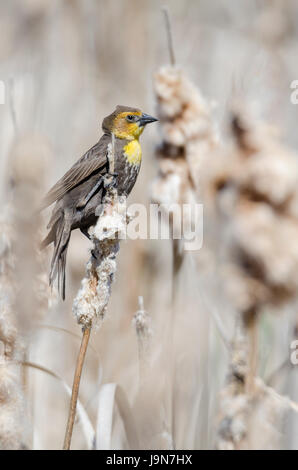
[41,212,71,301]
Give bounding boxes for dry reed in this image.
[204,109,298,449]
[63,135,129,449]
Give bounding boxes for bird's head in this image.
[102,105,158,140]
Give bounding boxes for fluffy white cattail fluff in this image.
[0,215,23,450]
[216,322,298,450]
[73,190,128,329]
[208,110,298,449]
[152,66,217,244]
[9,135,54,332]
[203,111,298,319]
[0,134,53,449]
[133,296,153,386]
[73,131,128,332]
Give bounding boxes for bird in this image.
[41,105,158,300]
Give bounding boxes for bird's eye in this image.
[126,115,135,122]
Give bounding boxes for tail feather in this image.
[40,208,63,250]
[49,217,64,285]
[46,212,71,300]
[58,247,68,300]
[40,230,55,250]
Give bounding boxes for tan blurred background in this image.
[1,0,298,450]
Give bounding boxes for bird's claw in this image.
[103,172,118,189]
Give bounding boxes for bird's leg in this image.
[103,172,118,190]
[76,176,103,209]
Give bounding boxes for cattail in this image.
[152,9,219,446]
[204,111,298,322]
[73,191,128,329]
[152,65,217,217]
[0,133,52,449]
[64,136,130,450]
[0,216,23,449]
[133,296,153,387]
[206,109,298,449]
[9,134,53,335]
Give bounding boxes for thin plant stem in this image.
[162,6,175,66]
[63,326,91,450]
[160,7,179,444]
[246,316,258,395]
[8,77,18,135]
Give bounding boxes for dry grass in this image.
[1,0,298,450]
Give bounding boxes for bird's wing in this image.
[41,137,109,209]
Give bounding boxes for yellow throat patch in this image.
[123,139,142,165]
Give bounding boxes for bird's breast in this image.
[123,139,142,165]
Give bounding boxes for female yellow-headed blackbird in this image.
[41,105,157,299]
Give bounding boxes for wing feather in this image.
[41,137,109,209]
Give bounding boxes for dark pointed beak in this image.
[139,113,158,126]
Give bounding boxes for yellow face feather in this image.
[112,111,144,140]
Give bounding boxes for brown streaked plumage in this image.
[41,105,157,299]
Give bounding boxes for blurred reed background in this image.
[1,0,298,450]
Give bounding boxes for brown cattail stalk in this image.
[152,11,217,443]
[63,327,91,450]
[63,134,129,450]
